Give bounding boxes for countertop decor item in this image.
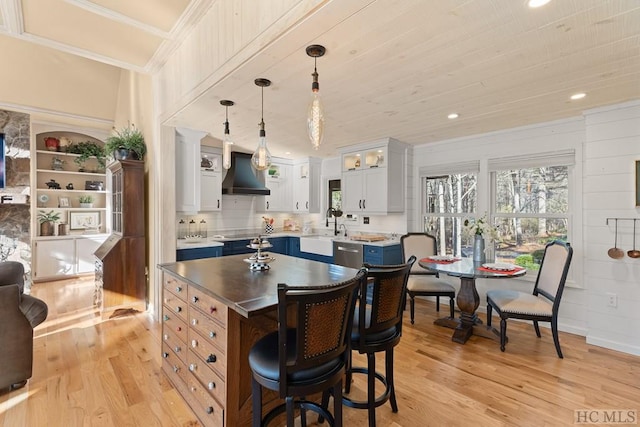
[245,236,274,270]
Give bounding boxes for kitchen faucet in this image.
[326,207,343,236]
[338,223,348,237]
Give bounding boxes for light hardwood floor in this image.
[1,276,638,426]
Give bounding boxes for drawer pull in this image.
[206,354,217,363]
[176,326,182,332]
[209,331,216,339]
[175,346,181,353]
[162,352,169,358]
[173,365,180,373]
[163,315,169,321]
[191,318,198,325]
[191,386,197,392]
[192,296,199,303]
[189,363,197,372]
[191,339,198,348]
[206,407,214,415]
[175,306,182,313]
[175,286,182,293]
[209,306,217,314]
[208,381,216,390]
[163,334,169,341]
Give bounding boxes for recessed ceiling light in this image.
[528,0,551,8]
[570,92,586,100]
[448,113,459,119]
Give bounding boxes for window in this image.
[489,150,574,271]
[328,179,341,210]
[421,161,479,257]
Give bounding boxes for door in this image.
[76,237,106,274]
[342,172,363,213]
[34,239,75,279]
[200,170,222,211]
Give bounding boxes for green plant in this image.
[66,141,106,170]
[79,195,94,204]
[37,210,62,223]
[104,124,147,160]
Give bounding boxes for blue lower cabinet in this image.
[364,244,402,265]
[288,237,301,258]
[299,252,333,264]
[177,246,222,261]
[266,237,288,255]
[222,239,254,256]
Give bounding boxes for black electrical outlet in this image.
[363,216,370,224]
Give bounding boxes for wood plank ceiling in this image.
[1,0,639,158]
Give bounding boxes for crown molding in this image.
[0,101,113,126]
[64,0,170,38]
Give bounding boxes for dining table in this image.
[418,257,526,344]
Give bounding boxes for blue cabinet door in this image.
[222,239,254,256]
[364,244,402,265]
[177,246,222,261]
[289,237,301,258]
[267,237,288,255]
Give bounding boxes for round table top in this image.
[418,257,527,279]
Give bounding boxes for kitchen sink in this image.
[299,235,334,256]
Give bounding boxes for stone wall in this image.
[0,109,31,281]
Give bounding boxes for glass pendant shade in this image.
[308,89,324,150]
[306,44,326,150]
[251,128,272,171]
[220,100,234,169]
[252,78,272,171]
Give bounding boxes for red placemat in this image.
[420,257,460,265]
[478,266,525,275]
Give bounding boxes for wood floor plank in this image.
[0,276,637,427]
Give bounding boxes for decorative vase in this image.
[80,203,93,209]
[265,223,274,234]
[473,234,486,263]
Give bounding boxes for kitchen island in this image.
[158,254,359,426]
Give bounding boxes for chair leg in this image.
[333,379,343,427]
[286,396,295,427]
[533,320,541,337]
[436,296,440,312]
[386,348,398,413]
[449,296,454,318]
[410,295,416,324]
[500,318,507,352]
[251,377,262,427]
[345,350,353,394]
[367,352,376,427]
[486,303,493,327]
[318,390,331,424]
[551,317,564,358]
[300,396,307,427]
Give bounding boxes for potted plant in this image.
[37,210,61,236]
[79,195,94,208]
[66,141,107,172]
[104,124,147,161]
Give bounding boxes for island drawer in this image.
[163,274,188,303]
[162,309,188,344]
[188,285,228,327]
[163,292,188,324]
[162,343,188,385]
[187,375,225,427]
[189,329,227,380]
[162,326,187,365]
[187,351,226,404]
[189,307,227,354]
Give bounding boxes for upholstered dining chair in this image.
[486,240,573,358]
[0,261,49,390]
[400,233,455,323]
[341,256,415,427]
[248,269,366,427]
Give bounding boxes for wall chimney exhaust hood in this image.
[221,152,270,195]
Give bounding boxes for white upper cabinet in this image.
[292,157,321,213]
[175,128,216,213]
[258,159,293,212]
[341,138,407,215]
[200,146,222,211]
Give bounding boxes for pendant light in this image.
[220,100,234,169]
[251,78,272,171]
[306,44,326,150]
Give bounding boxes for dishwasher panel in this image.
[332,241,364,269]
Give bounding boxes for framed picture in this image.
[69,211,100,230]
[636,160,640,207]
[58,196,70,208]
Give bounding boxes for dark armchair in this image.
[0,261,48,390]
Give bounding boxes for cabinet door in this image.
[362,168,388,213]
[200,170,222,211]
[34,239,75,279]
[175,129,206,212]
[342,172,364,213]
[76,237,106,273]
[292,164,310,212]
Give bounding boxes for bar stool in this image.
[248,269,366,427]
[341,256,415,427]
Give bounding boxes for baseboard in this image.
[586,336,640,356]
